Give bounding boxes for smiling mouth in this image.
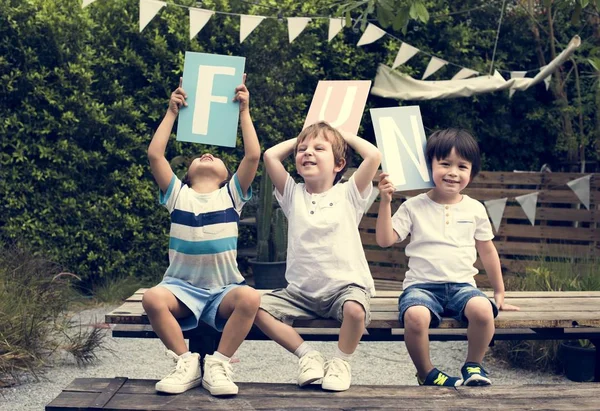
[302,161,317,166]
[443,179,459,184]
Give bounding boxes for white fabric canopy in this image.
[371,36,580,100]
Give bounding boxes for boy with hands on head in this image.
[143,75,261,397]
[376,128,519,387]
[254,122,381,391]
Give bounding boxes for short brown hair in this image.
[426,128,481,179]
[295,121,349,183]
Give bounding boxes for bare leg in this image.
[338,301,366,354]
[464,297,495,364]
[403,306,434,379]
[254,308,305,353]
[142,286,193,355]
[215,286,261,357]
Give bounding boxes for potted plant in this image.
[248,173,288,289]
[560,339,596,382]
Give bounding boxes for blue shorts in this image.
[158,277,246,332]
[398,282,498,328]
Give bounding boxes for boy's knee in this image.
[403,306,431,331]
[234,288,261,314]
[342,301,366,324]
[465,297,494,324]
[142,288,166,314]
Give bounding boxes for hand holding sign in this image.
[168,77,188,116]
[233,73,249,113]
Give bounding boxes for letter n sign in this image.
[370,106,433,191]
[177,52,246,147]
[303,80,371,135]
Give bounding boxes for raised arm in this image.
[476,240,519,311]
[376,173,400,247]
[263,138,297,195]
[339,130,381,194]
[233,74,260,195]
[148,79,187,193]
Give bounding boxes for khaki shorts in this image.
[259,285,371,327]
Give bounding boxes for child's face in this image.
[295,134,344,183]
[188,153,229,182]
[431,148,472,197]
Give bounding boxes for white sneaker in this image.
[322,358,351,391]
[297,351,325,386]
[155,350,201,394]
[202,354,239,396]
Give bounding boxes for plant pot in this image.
[248,259,287,289]
[560,341,596,382]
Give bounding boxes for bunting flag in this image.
[567,175,592,209]
[509,71,527,98]
[515,192,539,225]
[288,17,311,43]
[139,0,166,32]
[452,68,479,80]
[392,43,419,69]
[357,23,386,47]
[484,198,507,233]
[328,18,344,42]
[540,66,552,90]
[82,0,97,8]
[240,14,265,43]
[422,56,447,80]
[189,8,214,40]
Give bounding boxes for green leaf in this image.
[415,3,429,23]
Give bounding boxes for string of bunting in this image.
[82,0,554,90]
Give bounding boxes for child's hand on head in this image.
[378,172,395,203]
[168,77,187,116]
[233,73,249,113]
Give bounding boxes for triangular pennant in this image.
[189,8,214,40]
[509,71,527,98]
[484,198,507,233]
[328,18,344,42]
[357,23,386,47]
[139,0,166,32]
[240,14,265,43]
[392,43,419,69]
[515,192,539,225]
[82,0,96,8]
[422,57,447,80]
[540,66,552,90]
[567,175,592,209]
[288,17,311,43]
[452,68,479,80]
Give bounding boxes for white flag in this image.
[452,68,479,80]
[189,8,214,40]
[357,23,386,46]
[328,18,344,42]
[567,175,592,209]
[422,57,447,80]
[82,0,96,8]
[484,198,507,233]
[540,66,552,90]
[509,71,527,98]
[515,192,538,226]
[240,15,265,43]
[288,17,311,43]
[392,43,419,69]
[139,0,166,32]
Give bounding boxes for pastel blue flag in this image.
[370,106,433,191]
[177,52,246,147]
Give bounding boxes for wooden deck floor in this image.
[46,378,600,410]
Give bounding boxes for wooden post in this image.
[189,333,222,364]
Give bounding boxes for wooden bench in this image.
[46,378,600,410]
[104,289,600,383]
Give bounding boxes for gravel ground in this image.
[0,306,569,411]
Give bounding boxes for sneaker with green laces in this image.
[461,362,491,386]
[417,368,462,387]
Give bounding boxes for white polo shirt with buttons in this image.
[391,193,494,290]
[275,173,376,299]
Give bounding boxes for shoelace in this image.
[207,360,234,384]
[164,352,189,380]
[299,353,322,373]
[324,359,347,379]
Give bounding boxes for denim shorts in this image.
[398,282,498,328]
[158,276,247,332]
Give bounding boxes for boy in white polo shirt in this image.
[254,121,381,391]
[376,128,519,387]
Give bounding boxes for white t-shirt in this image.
[276,174,376,298]
[391,193,494,289]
